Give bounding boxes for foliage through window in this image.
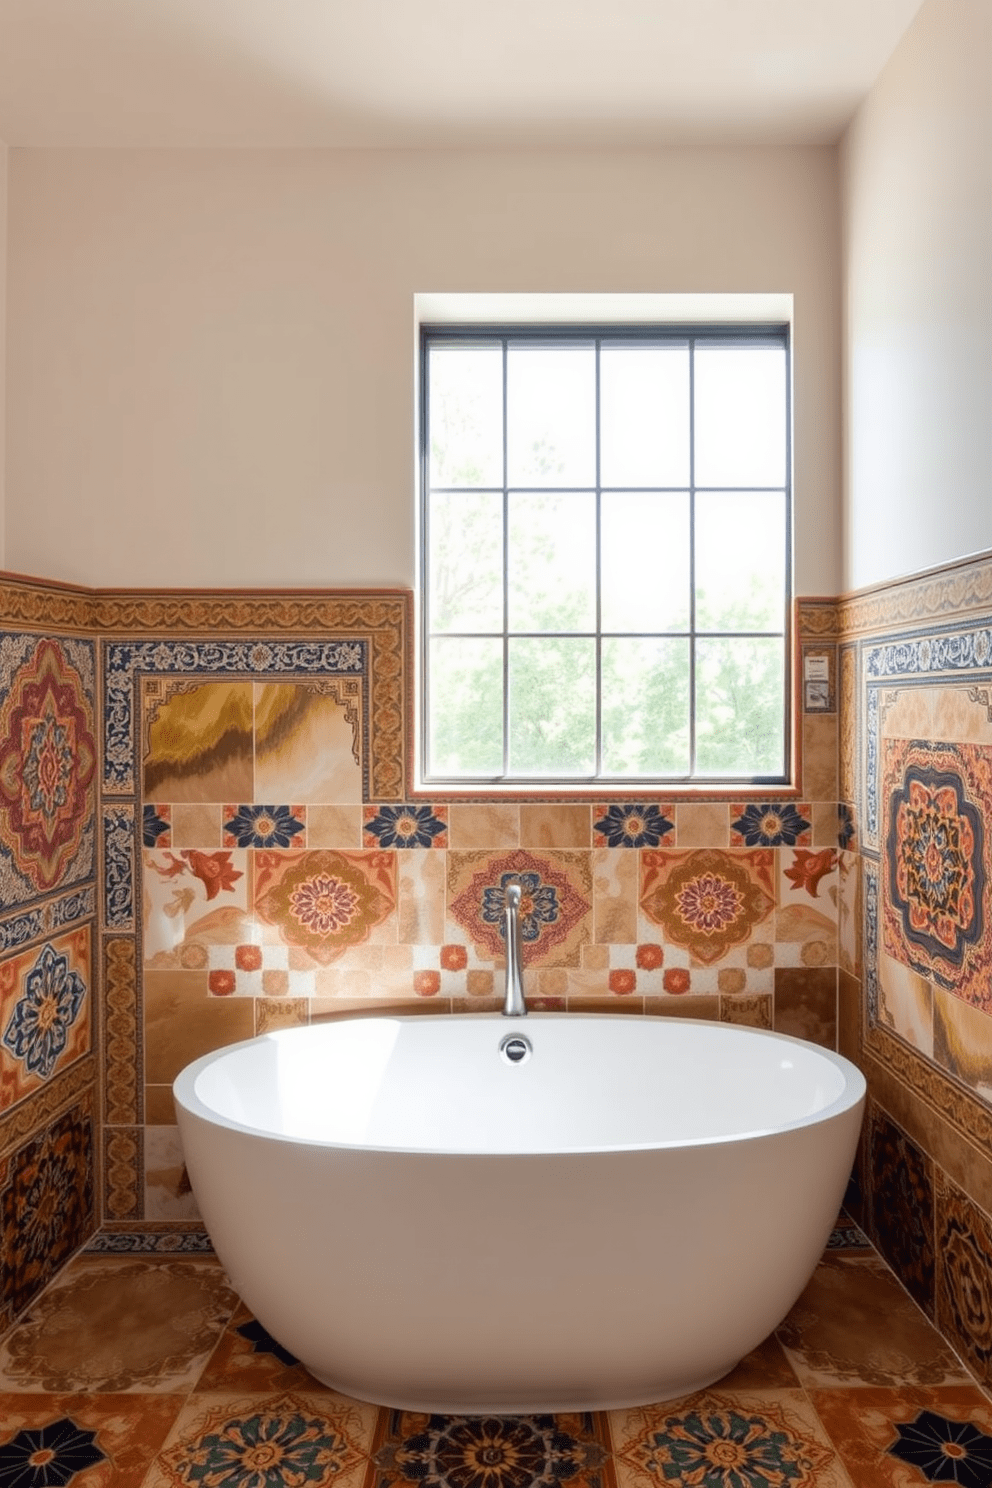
[421,326,791,785]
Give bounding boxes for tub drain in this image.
[499,1033,532,1065]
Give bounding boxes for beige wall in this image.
[842,0,992,592]
[5,145,841,594]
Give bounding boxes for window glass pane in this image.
[695,637,785,776]
[508,638,595,775]
[428,344,503,489]
[508,492,596,633]
[600,345,690,487]
[601,491,690,633]
[429,491,504,633]
[428,637,503,776]
[695,491,786,633]
[694,346,787,489]
[506,345,596,487]
[601,638,690,775]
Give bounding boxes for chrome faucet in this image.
[502,881,527,1016]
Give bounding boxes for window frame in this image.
[418,321,794,792]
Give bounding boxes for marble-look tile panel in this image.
[520,803,591,848]
[143,969,254,1087]
[142,681,253,803]
[934,986,992,1104]
[877,953,934,1058]
[802,713,838,801]
[673,802,728,848]
[446,803,520,849]
[592,849,638,945]
[773,968,837,1049]
[254,681,363,802]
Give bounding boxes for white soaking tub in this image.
[173,1013,866,1413]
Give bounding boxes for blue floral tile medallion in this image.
[731,802,811,847]
[593,804,674,848]
[225,804,306,849]
[159,1392,366,1488]
[0,1418,105,1485]
[2,943,87,1080]
[364,804,447,848]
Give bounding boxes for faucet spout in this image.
[502,881,527,1016]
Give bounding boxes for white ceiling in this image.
[0,0,926,149]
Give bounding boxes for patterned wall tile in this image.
[253,850,397,964]
[447,849,592,967]
[0,927,91,1110]
[0,1096,95,1330]
[0,634,96,906]
[640,849,775,966]
[254,680,363,803]
[869,1104,936,1317]
[936,1172,992,1389]
[773,968,837,1049]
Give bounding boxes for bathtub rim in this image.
[172,1012,867,1158]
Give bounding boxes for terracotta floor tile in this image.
[0,1258,238,1393]
[194,1302,334,1393]
[809,1385,992,1487]
[369,1407,617,1488]
[0,1392,185,1486]
[711,1332,802,1391]
[608,1390,855,1487]
[142,1388,377,1488]
[775,1256,971,1389]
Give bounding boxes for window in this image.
[420,325,791,787]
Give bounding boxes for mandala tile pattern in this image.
[888,1408,992,1485]
[730,803,811,848]
[0,637,96,898]
[592,805,674,849]
[808,1385,992,1488]
[254,850,396,965]
[364,804,448,848]
[224,804,306,849]
[372,1410,612,1488]
[639,850,775,966]
[0,1099,94,1328]
[1,929,90,1103]
[884,742,989,1002]
[448,851,592,966]
[155,1391,371,1488]
[613,1394,837,1488]
[936,1177,992,1388]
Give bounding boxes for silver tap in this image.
[502,881,527,1017]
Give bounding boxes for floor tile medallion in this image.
[639,850,775,966]
[809,1386,992,1488]
[146,1389,376,1488]
[0,635,96,906]
[447,851,592,967]
[0,1393,185,1487]
[0,1260,237,1393]
[609,1392,849,1488]
[370,1410,614,1488]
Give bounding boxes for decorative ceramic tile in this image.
[836,851,860,978]
[592,850,638,945]
[194,1304,329,1393]
[802,714,838,801]
[592,804,674,849]
[673,803,728,848]
[776,1256,970,1389]
[447,803,520,849]
[868,1105,935,1317]
[639,850,775,966]
[254,680,363,803]
[143,969,254,1087]
[773,968,837,1048]
[877,953,934,1056]
[447,850,592,968]
[0,1258,237,1393]
[364,804,447,849]
[144,1127,199,1222]
[0,1099,95,1330]
[881,738,991,1008]
[0,927,91,1109]
[610,1392,849,1488]
[730,802,811,847]
[142,680,254,803]
[104,1125,142,1222]
[371,1409,613,1488]
[143,848,252,965]
[253,850,397,966]
[0,1393,186,1487]
[517,804,591,849]
[103,803,135,930]
[0,635,97,904]
[720,992,773,1029]
[143,803,172,848]
[933,986,992,1101]
[173,802,223,848]
[104,936,140,1126]
[808,1386,992,1488]
[146,1389,375,1488]
[935,1172,992,1389]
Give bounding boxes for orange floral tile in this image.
[447,849,592,968]
[0,926,91,1111]
[253,849,396,966]
[640,849,775,966]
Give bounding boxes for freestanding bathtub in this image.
[173,1013,865,1413]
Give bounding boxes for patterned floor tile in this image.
[710,1333,802,1391]
[0,1258,237,1393]
[608,1390,854,1487]
[367,1409,616,1488]
[808,1385,992,1487]
[0,1393,184,1486]
[194,1303,334,1393]
[143,1389,377,1488]
[775,1256,971,1389]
